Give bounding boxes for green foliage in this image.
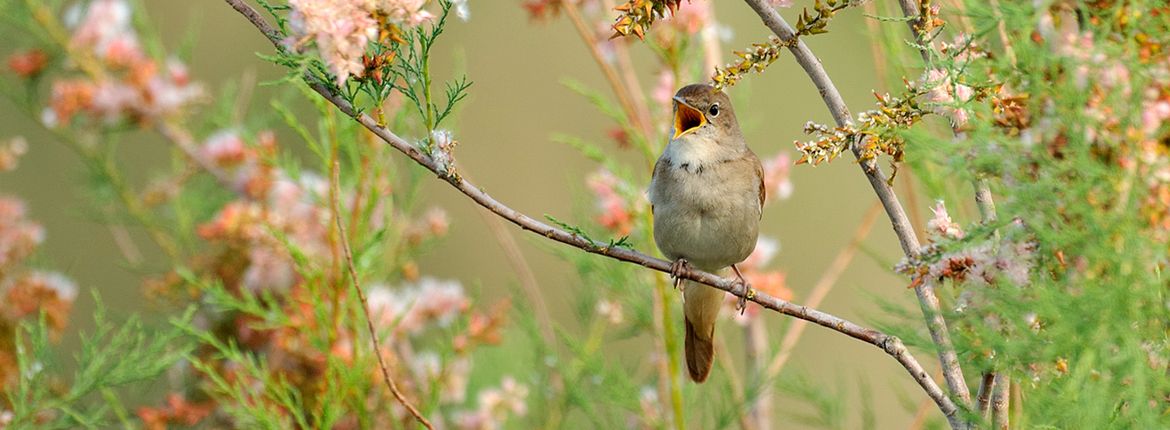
[4,301,194,429]
[870,0,1170,427]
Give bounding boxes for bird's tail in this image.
[682,279,724,382]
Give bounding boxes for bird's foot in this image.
[731,264,753,315]
[669,258,692,290]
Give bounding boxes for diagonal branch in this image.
[222,0,957,421]
[740,1,970,427]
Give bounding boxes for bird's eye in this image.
[708,103,720,117]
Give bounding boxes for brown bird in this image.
[648,83,763,383]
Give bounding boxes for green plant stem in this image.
[644,211,686,430]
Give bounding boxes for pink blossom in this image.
[422,207,449,236]
[761,152,793,202]
[926,200,964,240]
[652,70,676,111]
[70,0,143,64]
[769,0,794,7]
[636,386,662,427]
[19,272,79,302]
[667,0,709,34]
[921,69,973,128]
[593,20,617,64]
[455,376,529,429]
[1142,99,1170,136]
[0,137,28,172]
[380,0,435,26]
[289,0,379,85]
[586,169,633,235]
[200,131,249,167]
[367,277,470,336]
[0,196,45,271]
[241,247,297,293]
[47,8,204,127]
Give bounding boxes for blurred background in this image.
[0,1,938,428]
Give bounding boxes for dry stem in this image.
[329,160,434,430]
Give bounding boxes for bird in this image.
[648,83,764,383]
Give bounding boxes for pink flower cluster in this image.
[911,201,1036,306]
[664,0,710,35]
[0,137,29,172]
[0,197,45,272]
[454,376,530,430]
[289,0,379,85]
[288,0,442,85]
[926,200,964,240]
[193,130,366,293]
[761,151,794,202]
[920,68,974,129]
[41,0,203,127]
[189,129,452,297]
[586,168,636,235]
[366,277,470,336]
[0,196,78,387]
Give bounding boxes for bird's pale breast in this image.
[649,151,760,271]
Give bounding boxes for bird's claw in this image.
[734,282,755,315]
[669,258,691,290]
[731,264,752,315]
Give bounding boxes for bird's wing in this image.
[755,157,765,219]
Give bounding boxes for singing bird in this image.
[648,83,763,382]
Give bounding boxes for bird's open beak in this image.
[672,96,706,139]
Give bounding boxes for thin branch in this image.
[223,0,957,423]
[329,160,434,430]
[740,1,970,424]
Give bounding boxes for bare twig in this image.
[740,1,970,424]
[223,0,957,423]
[329,160,434,430]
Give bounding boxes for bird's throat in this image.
[673,102,706,139]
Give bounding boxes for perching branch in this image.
[222,0,955,421]
[739,0,968,426]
